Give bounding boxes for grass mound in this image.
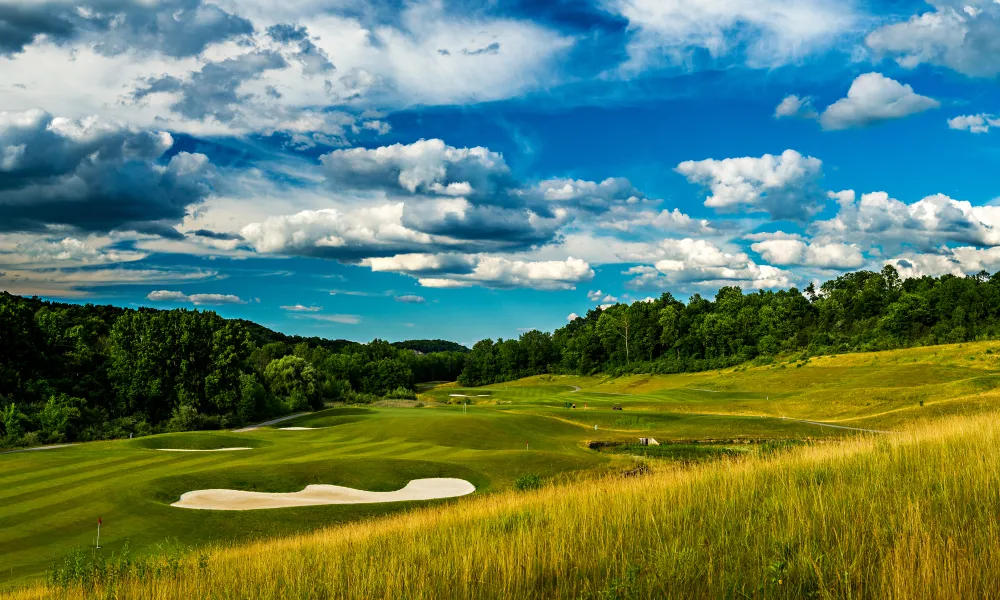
[11,413,1000,599]
[131,433,270,451]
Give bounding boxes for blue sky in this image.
[2,0,1000,346]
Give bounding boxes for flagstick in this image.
[96,519,101,549]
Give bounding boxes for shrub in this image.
[165,405,223,432]
[346,391,381,405]
[513,474,542,491]
[384,386,417,400]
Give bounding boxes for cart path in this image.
[232,413,308,432]
[0,443,77,456]
[784,418,894,434]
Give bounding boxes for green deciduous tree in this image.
[597,304,632,364]
[361,358,414,396]
[265,355,321,411]
[39,394,85,442]
[1,402,26,440]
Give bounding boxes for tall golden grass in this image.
[9,413,1000,599]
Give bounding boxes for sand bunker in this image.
[278,426,319,430]
[157,447,253,452]
[172,478,476,510]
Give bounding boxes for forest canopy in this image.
[0,293,465,448]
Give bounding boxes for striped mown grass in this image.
[7,411,1000,599]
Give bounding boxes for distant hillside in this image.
[0,298,460,357]
[393,339,470,354]
[234,319,361,354]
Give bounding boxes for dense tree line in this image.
[0,293,466,448]
[459,266,1000,386]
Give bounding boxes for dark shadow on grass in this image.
[270,407,376,428]
[131,433,272,451]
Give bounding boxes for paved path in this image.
[0,443,77,456]
[783,418,894,434]
[233,413,307,432]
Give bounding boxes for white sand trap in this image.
[156,447,253,452]
[278,426,319,430]
[172,478,476,510]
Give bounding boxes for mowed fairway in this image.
[4,341,1000,586]
[0,406,606,584]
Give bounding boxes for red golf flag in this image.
[98,517,102,525]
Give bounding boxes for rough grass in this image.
[596,441,751,462]
[532,341,1000,430]
[7,413,1000,599]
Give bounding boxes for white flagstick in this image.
[96,518,102,549]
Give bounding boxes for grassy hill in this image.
[4,341,1000,597]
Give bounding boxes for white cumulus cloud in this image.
[625,238,794,291]
[815,189,1000,252]
[948,113,1000,134]
[676,149,824,220]
[751,238,865,268]
[366,253,593,290]
[587,290,618,303]
[887,247,1000,279]
[774,95,818,119]
[866,1,1000,78]
[819,73,939,130]
[320,138,511,199]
